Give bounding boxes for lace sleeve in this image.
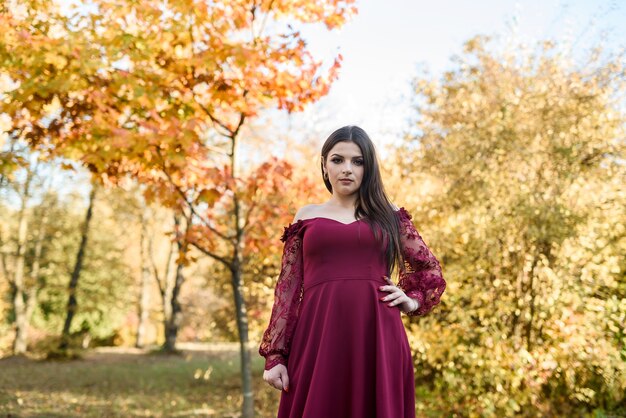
[258,219,306,371]
[396,207,446,317]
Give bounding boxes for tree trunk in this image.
[163,213,188,353]
[59,182,97,350]
[150,221,173,351]
[21,206,48,352]
[136,212,151,349]
[12,169,33,355]
[163,259,184,352]
[232,254,254,418]
[231,131,254,418]
[525,251,541,352]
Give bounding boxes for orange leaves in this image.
[267,0,358,30]
[2,0,356,253]
[196,188,220,207]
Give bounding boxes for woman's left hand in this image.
[378,275,416,313]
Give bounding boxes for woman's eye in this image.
[331,158,363,165]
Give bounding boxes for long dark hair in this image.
[320,125,404,278]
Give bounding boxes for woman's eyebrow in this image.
[330,153,363,158]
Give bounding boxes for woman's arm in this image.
[395,207,446,317]
[258,215,306,370]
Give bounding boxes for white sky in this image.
[261,0,625,160]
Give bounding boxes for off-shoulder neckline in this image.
[297,217,362,226]
[287,207,408,227]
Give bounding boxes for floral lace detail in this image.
[280,219,306,243]
[258,219,306,371]
[395,207,446,317]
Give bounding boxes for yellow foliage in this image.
[393,35,626,416]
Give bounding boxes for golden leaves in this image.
[196,188,220,206]
[1,0,358,305]
[41,95,62,122]
[396,33,626,416]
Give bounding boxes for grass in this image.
[2,346,616,417]
[0,345,281,417]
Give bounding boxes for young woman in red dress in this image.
[259,125,446,418]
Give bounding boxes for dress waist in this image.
[304,271,387,292]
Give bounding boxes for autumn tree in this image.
[396,35,626,416]
[2,1,357,415]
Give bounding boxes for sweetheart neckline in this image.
[287,208,407,230]
[299,217,363,226]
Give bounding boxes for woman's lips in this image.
[339,179,352,184]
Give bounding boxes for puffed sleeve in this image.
[395,207,446,316]
[258,219,306,371]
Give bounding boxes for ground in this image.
[0,343,280,418]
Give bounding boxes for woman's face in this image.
[323,141,364,195]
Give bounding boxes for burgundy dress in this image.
[259,207,446,418]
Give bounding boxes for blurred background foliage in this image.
[394,35,625,416]
[0,0,624,417]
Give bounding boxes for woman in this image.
[258,125,446,417]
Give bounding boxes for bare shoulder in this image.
[293,204,317,222]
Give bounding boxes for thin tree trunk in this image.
[232,252,254,417]
[163,213,189,353]
[136,212,151,349]
[148,211,176,352]
[231,131,254,418]
[59,182,97,350]
[163,258,183,352]
[525,253,541,352]
[19,207,48,353]
[12,169,33,355]
[0,222,11,286]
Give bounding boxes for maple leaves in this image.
[1,0,354,266]
[2,0,354,171]
[2,6,351,413]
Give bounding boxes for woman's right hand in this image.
[263,363,290,392]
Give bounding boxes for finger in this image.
[381,293,401,304]
[383,279,399,292]
[391,294,412,307]
[379,282,397,292]
[383,292,402,302]
[380,291,398,301]
[282,373,290,392]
